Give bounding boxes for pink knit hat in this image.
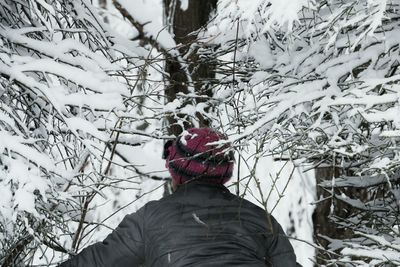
[164,128,234,186]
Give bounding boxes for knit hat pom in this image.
[166,128,234,186]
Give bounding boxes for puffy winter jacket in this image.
[59,181,299,267]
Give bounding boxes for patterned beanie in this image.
[165,128,234,186]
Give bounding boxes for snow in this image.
[163,98,182,112]
[247,38,275,69]
[65,117,108,141]
[217,0,314,35]
[5,0,400,266]
[11,58,127,95]
[3,28,116,70]
[180,0,189,11]
[341,247,400,264]
[0,142,52,228]
[117,0,176,50]
[320,171,400,188]
[53,90,126,111]
[0,131,56,172]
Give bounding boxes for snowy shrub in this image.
[1,0,399,265]
[207,0,400,265]
[0,0,157,264]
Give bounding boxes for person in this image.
[59,128,299,266]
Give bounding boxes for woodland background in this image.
[0,0,399,266]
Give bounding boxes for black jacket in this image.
[59,181,299,266]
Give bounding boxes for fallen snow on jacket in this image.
[59,181,299,267]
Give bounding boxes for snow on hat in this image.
[165,128,234,186]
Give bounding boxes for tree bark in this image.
[313,166,368,265]
[163,0,217,136]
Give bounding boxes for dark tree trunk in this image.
[313,167,341,248]
[163,0,217,136]
[313,167,368,265]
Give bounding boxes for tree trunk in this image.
[313,166,368,265]
[313,167,341,248]
[163,0,217,136]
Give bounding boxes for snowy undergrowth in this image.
[2,0,399,266]
[0,0,166,264]
[208,0,400,265]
